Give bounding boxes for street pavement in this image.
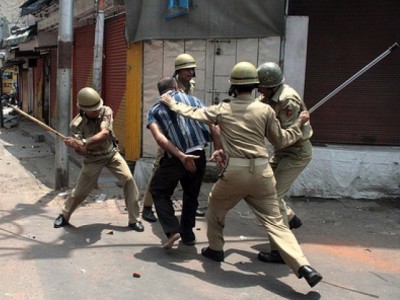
[0,109,399,300]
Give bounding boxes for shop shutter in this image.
[21,69,29,113]
[289,0,400,145]
[104,15,127,153]
[73,25,95,116]
[50,48,57,127]
[33,58,44,121]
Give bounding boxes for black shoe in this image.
[196,208,206,217]
[182,239,196,245]
[142,207,157,223]
[128,222,144,232]
[181,232,196,246]
[299,265,323,288]
[201,247,224,262]
[54,214,69,228]
[258,250,285,264]
[289,215,303,229]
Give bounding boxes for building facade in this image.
[1,0,399,198]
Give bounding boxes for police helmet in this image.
[257,62,285,88]
[174,54,197,71]
[229,62,259,85]
[77,87,103,111]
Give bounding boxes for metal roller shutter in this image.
[73,25,95,116]
[33,58,44,121]
[50,48,57,127]
[289,0,400,145]
[104,15,127,153]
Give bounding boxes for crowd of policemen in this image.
[52,53,323,288]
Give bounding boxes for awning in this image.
[1,60,24,70]
[124,0,285,43]
[20,0,53,16]
[1,25,36,47]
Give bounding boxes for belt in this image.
[87,148,115,157]
[187,149,205,155]
[228,157,268,166]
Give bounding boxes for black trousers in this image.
[150,150,206,238]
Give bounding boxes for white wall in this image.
[283,16,309,100]
[290,145,400,199]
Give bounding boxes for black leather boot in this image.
[299,265,323,287]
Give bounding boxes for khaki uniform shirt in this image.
[258,84,313,142]
[168,94,303,159]
[176,76,195,95]
[70,106,115,159]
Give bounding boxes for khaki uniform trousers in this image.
[142,147,164,207]
[207,158,309,276]
[270,140,312,222]
[269,140,312,251]
[62,151,141,223]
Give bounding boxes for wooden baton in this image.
[7,104,67,140]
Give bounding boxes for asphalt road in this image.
[0,113,399,300]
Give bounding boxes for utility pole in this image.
[55,0,74,189]
[93,0,105,93]
[0,70,3,128]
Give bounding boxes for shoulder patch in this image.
[102,106,113,121]
[70,114,83,129]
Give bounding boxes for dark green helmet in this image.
[257,62,284,88]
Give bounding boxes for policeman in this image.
[173,53,206,216]
[256,62,313,263]
[173,53,197,95]
[53,87,144,232]
[141,53,205,222]
[161,62,323,288]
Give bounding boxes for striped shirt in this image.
[147,91,210,153]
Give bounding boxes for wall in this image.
[141,37,281,158]
[290,146,400,199]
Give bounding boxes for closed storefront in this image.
[32,57,44,121]
[49,48,57,127]
[289,0,400,145]
[104,14,127,153]
[73,25,95,116]
[20,69,30,113]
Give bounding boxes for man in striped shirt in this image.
[147,77,215,249]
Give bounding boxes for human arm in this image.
[208,124,226,168]
[209,148,226,169]
[266,108,310,149]
[64,127,111,156]
[160,92,218,124]
[65,107,113,155]
[148,123,199,173]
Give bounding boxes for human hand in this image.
[209,149,226,169]
[160,92,173,106]
[64,137,83,149]
[180,154,200,173]
[298,111,310,125]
